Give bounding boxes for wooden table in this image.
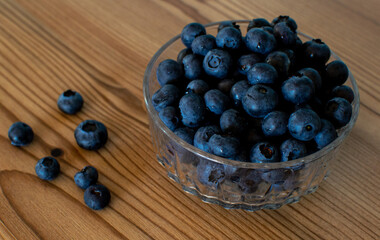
[0,0,379,239]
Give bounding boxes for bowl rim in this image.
[143,20,360,169]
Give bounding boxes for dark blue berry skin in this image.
[244,127,264,147]
[182,54,203,80]
[265,51,291,77]
[230,80,250,107]
[197,160,225,188]
[74,120,108,150]
[208,134,240,158]
[288,109,321,141]
[181,23,206,48]
[314,119,338,149]
[218,21,241,32]
[194,125,221,153]
[273,22,297,47]
[159,106,179,131]
[156,59,182,86]
[324,97,352,128]
[302,39,331,67]
[242,84,278,118]
[174,127,196,145]
[261,168,292,184]
[249,142,280,163]
[262,111,288,137]
[247,63,278,85]
[8,122,34,147]
[261,26,274,34]
[191,34,216,56]
[247,18,271,31]
[185,80,209,95]
[238,169,262,193]
[272,15,298,32]
[217,79,236,95]
[74,166,99,189]
[282,76,315,105]
[57,90,83,114]
[237,54,262,75]
[216,27,242,50]
[152,84,180,112]
[297,68,322,91]
[179,93,206,127]
[324,60,349,87]
[35,157,60,180]
[84,184,111,210]
[245,28,277,55]
[280,139,307,162]
[331,85,354,103]
[220,109,247,136]
[177,48,192,64]
[203,49,233,79]
[204,89,231,115]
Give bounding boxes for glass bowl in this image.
[143,20,360,211]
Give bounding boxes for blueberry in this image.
[220,109,247,136]
[204,89,231,115]
[216,27,242,50]
[261,168,292,184]
[273,22,297,47]
[249,142,280,163]
[181,23,206,48]
[242,84,278,118]
[197,160,225,187]
[302,39,331,67]
[280,139,307,161]
[177,48,193,64]
[174,127,196,145]
[57,90,83,114]
[244,127,264,147]
[324,97,352,128]
[84,184,111,210]
[8,122,34,146]
[288,109,321,141]
[325,60,349,87]
[237,54,262,75]
[238,169,262,193]
[208,134,240,158]
[159,106,179,131]
[74,166,99,189]
[297,68,322,91]
[203,49,233,79]
[182,54,203,80]
[245,28,277,55]
[230,80,250,106]
[217,78,236,94]
[331,85,354,103]
[272,15,298,32]
[247,63,278,85]
[194,125,221,153]
[35,157,60,180]
[261,26,274,34]
[262,111,288,137]
[179,93,206,127]
[218,21,240,32]
[74,120,108,150]
[281,76,315,105]
[152,84,180,112]
[186,79,209,95]
[265,51,291,77]
[191,34,216,56]
[156,59,182,86]
[314,119,338,149]
[247,18,271,31]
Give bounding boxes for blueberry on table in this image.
[217,78,236,95]
[174,127,196,145]
[331,85,354,103]
[262,111,288,137]
[152,84,180,112]
[297,68,322,91]
[288,108,321,141]
[156,59,182,86]
[242,84,278,118]
[272,15,298,32]
[203,49,232,79]
[265,51,291,77]
[204,89,231,115]
[220,109,247,136]
[273,22,297,47]
[208,134,240,158]
[325,60,349,87]
[57,89,84,114]
[247,18,271,31]
[8,122,34,146]
[249,142,280,163]
[191,34,216,56]
[237,54,262,76]
[181,23,206,48]
[159,106,179,131]
[218,21,241,32]
[74,166,99,189]
[245,28,277,55]
[216,27,242,50]
[280,139,307,162]
[35,157,60,180]
[230,80,250,107]
[247,63,278,85]
[194,125,221,153]
[186,79,209,95]
[84,184,111,210]
[324,97,352,128]
[182,54,203,80]
[197,160,225,188]
[177,48,193,64]
[281,75,315,105]
[75,120,108,150]
[179,93,206,128]
[314,119,338,149]
[302,39,331,67]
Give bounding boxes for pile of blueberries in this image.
[153,16,354,166]
[8,90,110,210]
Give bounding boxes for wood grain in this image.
[0,0,379,239]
